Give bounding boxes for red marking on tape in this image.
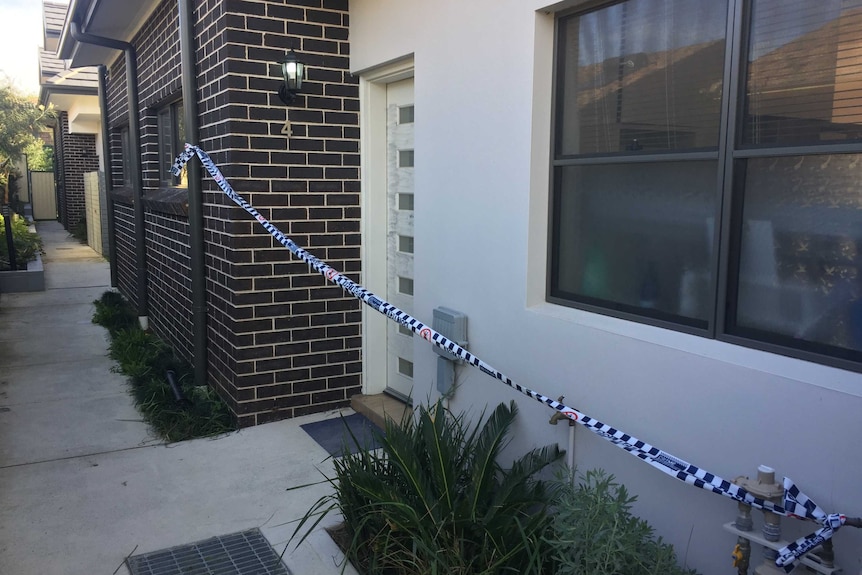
[326,268,339,280]
[419,327,432,341]
[562,411,579,421]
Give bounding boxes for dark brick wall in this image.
[104,0,360,427]
[105,0,190,346]
[211,0,361,426]
[55,112,99,231]
[146,211,194,358]
[113,198,138,308]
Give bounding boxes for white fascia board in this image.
[61,0,162,67]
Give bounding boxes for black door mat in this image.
[300,413,382,457]
[126,528,290,575]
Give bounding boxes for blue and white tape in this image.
[173,144,854,571]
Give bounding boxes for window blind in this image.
[556,0,727,156]
[742,0,862,146]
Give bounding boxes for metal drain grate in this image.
[126,528,291,575]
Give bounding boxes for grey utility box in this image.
[432,307,468,360]
[432,307,468,395]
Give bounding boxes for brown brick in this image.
[105,0,360,428]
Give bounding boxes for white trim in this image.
[360,56,415,395]
[526,12,555,307]
[528,302,862,398]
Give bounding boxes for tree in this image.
[24,139,54,172]
[0,81,54,270]
[0,81,54,205]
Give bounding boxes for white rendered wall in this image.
[351,2,862,573]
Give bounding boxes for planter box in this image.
[0,250,45,293]
[0,220,45,293]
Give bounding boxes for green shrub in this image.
[0,212,43,270]
[109,328,172,381]
[547,469,698,575]
[92,290,138,337]
[70,216,88,244]
[93,290,235,442]
[129,364,234,442]
[294,400,563,575]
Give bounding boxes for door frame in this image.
[359,56,415,396]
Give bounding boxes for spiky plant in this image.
[294,400,563,575]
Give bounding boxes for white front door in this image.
[384,78,415,401]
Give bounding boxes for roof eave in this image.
[39,84,99,108]
[58,0,162,67]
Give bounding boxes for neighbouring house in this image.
[59,0,862,572]
[58,0,361,428]
[39,1,101,239]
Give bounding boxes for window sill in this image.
[109,185,189,216]
[527,301,862,398]
[110,186,135,205]
[144,186,189,217]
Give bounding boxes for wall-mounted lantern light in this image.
[277,49,306,105]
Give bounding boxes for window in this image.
[119,126,131,187]
[157,100,186,188]
[550,0,862,369]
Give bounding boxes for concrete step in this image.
[350,393,411,430]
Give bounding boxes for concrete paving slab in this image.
[0,220,357,575]
[44,261,110,290]
[0,412,356,575]
[0,302,107,331]
[0,299,99,327]
[0,284,108,309]
[0,359,125,406]
[0,391,156,467]
[0,328,110,368]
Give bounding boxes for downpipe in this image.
[165,370,190,407]
[96,64,117,288]
[178,0,208,387]
[69,21,149,329]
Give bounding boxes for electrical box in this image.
[432,307,467,396]
[432,307,468,361]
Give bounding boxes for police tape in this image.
[173,144,854,571]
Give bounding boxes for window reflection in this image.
[553,161,717,326]
[556,0,727,155]
[742,0,862,146]
[735,154,862,352]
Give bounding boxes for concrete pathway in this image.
[0,221,356,575]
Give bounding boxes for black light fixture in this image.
[278,49,306,105]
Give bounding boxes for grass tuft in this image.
[93,290,138,337]
[292,399,563,575]
[93,290,236,441]
[70,216,88,244]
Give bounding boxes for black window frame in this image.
[156,99,185,189]
[119,125,132,187]
[548,0,862,373]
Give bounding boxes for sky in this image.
[0,0,66,96]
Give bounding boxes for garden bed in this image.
[0,250,44,292]
[0,221,44,293]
